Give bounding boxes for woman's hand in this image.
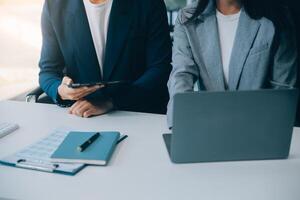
[58,76,103,101]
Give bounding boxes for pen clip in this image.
[16,159,59,173]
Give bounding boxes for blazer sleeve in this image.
[111,0,172,113]
[269,19,298,88]
[38,0,65,104]
[167,14,200,128]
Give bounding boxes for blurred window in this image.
[0,0,43,100]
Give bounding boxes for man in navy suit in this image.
[39,0,172,117]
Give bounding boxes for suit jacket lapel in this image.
[228,9,261,90]
[71,0,102,81]
[196,14,226,90]
[103,0,133,81]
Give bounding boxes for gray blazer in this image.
[167,1,298,127]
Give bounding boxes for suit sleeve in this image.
[269,16,298,88]
[111,0,172,113]
[167,14,200,128]
[38,0,65,104]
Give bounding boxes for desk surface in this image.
[0,101,300,200]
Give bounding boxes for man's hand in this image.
[58,77,104,101]
[69,99,114,118]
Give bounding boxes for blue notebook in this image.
[51,131,120,166]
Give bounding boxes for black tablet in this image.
[68,81,127,89]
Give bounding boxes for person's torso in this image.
[216,9,241,87]
[178,4,276,91]
[46,0,151,83]
[83,0,113,78]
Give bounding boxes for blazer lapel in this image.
[103,0,133,81]
[228,9,261,90]
[196,14,226,90]
[71,0,102,81]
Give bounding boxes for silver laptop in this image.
[163,89,299,163]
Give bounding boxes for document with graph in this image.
[0,128,85,175]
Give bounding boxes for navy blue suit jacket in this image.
[39,0,172,114]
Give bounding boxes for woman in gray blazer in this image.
[167,0,298,127]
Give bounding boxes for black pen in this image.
[77,132,100,152]
[117,135,128,144]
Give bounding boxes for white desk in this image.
[0,101,300,200]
